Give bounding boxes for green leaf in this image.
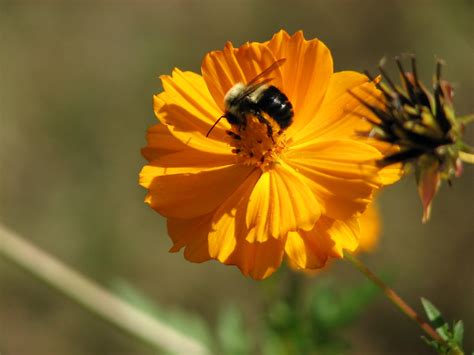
[261,333,286,355]
[111,279,213,351]
[421,297,441,321]
[216,305,251,355]
[421,297,450,340]
[308,279,379,331]
[420,298,468,355]
[421,335,442,351]
[335,279,379,326]
[310,287,342,329]
[452,320,464,346]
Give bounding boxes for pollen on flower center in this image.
[228,114,288,171]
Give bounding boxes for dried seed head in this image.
[351,56,473,222]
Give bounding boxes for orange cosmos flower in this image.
[140,30,400,280]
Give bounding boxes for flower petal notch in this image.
[140,30,399,279]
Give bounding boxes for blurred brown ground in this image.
[0,1,473,354]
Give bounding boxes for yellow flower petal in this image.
[155,69,230,147]
[357,202,380,253]
[168,174,286,280]
[287,201,381,275]
[226,237,285,280]
[285,216,359,270]
[245,162,321,243]
[288,71,403,186]
[140,163,254,219]
[168,214,213,263]
[150,148,236,169]
[265,30,333,137]
[285,231,329,270]
[141,123,238,168]
[208,170,261,262]
[292,72,379,145]
[201,41,283,112]
[141,124,188,162]
[378,163,404,185]
[285,139,382,219]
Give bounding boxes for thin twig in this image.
[344,251,444,344]
[0,224,210,355]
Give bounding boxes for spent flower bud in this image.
[351,56,474,222]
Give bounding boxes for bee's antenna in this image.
[206,115,225,137]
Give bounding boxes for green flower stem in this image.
[344,251,444,345]
[0,224,210,355]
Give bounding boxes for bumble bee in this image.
[206,58,294,138]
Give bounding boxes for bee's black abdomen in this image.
[257,85,294,129]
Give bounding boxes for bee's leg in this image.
[254,112,275,142]
[226,130,241,140]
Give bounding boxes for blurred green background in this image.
[1,1,473,354]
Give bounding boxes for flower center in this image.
[228,114,288,171]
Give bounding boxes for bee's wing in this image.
[247,58,286,86]
[232,78,274,104]
[231,59,286,105]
